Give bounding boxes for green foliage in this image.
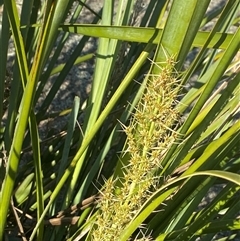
[0,0,239,240]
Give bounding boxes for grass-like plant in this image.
[0,0,239,240]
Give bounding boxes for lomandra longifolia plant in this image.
[92,57,181,241]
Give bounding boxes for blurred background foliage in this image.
[0,0,239,240]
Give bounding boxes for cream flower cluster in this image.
[93,58,180,241]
